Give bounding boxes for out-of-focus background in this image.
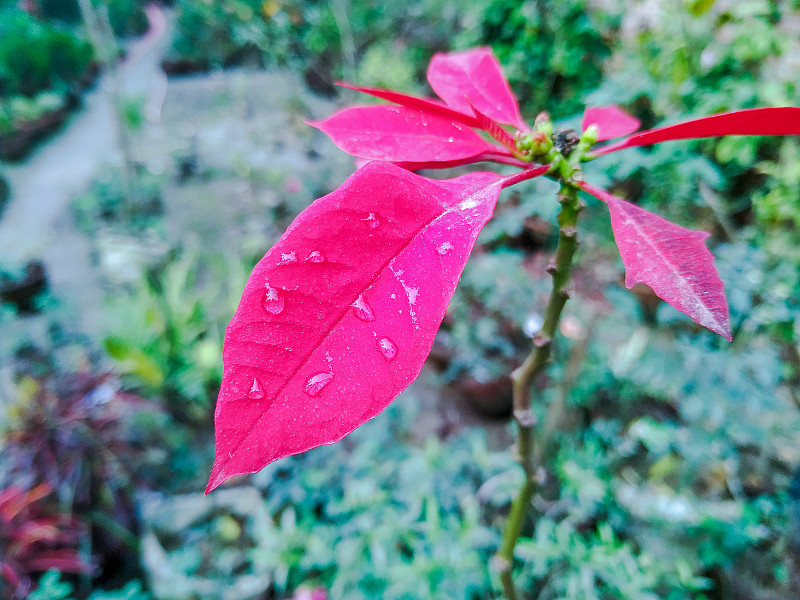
[1,0,799,598]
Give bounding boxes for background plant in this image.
[2,1,800,598]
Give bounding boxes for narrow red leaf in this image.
[467,98,520,153]
[393,151,530,171]
[427,47,527,130]
[581,106,641,142]
[593,107,800,156]
[28,551,92,574]
[309,105,497,163]
[578,182,731,340]
[207,162,504,491]
[336,82,480,128]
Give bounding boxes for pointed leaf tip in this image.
[594,106,800,156]
[578,182,731,341]
[208,162,504,490]
[427,47,526,130]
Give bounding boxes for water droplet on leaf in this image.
[377,337,397,361]
[262,284,285,315]
[278,251,297,265]
[351,294,375,321]
[305,250,325,263]
[247,378,265,400]
[304,372,333,397]
[437,241,454,256]
[362,212,380,229]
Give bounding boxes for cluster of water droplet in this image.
[249,218,460,402]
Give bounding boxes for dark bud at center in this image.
[553,129,580,155]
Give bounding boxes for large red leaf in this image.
[207,162,504,491]
[578,182,731,341]
[308,105,497,163]
[581,105,641,142]
[427,47,527,130]
[336,82,480,128]
[593,107,800,156]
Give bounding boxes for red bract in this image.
[578,182,731,341]
[308,105,498,163]
[581,105,641,141]
[426,47,527,130]
[0,483,90,599]
[207,162,505,491]
[208,47,800,490]
[592,106,800,156]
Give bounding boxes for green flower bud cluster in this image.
[514,111,554,160]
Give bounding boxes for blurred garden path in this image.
[0,5,170,331]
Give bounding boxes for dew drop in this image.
[278,251,297,265]
[262,283,285,315]
[447,136,454,142]
[305,250,325,263]
[377,337,398,362]
[304,372,333,397]
[437,242,454,256]
[247,378,265,400]
[351,294,375,322]
[362,212,380,229]
[459,198,479,210]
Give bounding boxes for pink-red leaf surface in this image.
[309,105,498,163]
[336,82,480,128]
[594,107,800,155]
[581,105,641,142]
[579,182,731,341]
[207,162,504,492]
[427,47,527,130]
[467,98,519,153]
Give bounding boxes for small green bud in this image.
[581,124,599,147]
[529,131,553,157]
[534,111,553,137]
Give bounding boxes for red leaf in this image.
[593,107,800,156]
[309,105,498,163]
[336,82,480,128]
[427,47,527,130]
[207,162,504,491]
[581,106,641,142]
[27,550,92,574]
[467,98,519,153]
[578,182,731,340]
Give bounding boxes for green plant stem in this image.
[496,181,582,600]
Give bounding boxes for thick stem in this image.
[495,181,582,599]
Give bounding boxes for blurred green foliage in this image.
[2,0,800,598]
[102,249,249,423]
[250,402,507,599]
[0,0,147,150]
[457,0,622,119]
[0,8,93,98]
[165,0,465,92]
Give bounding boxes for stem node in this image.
[513,408,537,428]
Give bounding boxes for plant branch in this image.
[496,180,582,599]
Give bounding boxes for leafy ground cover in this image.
[0,0,148,159]
[1,0,799,599]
